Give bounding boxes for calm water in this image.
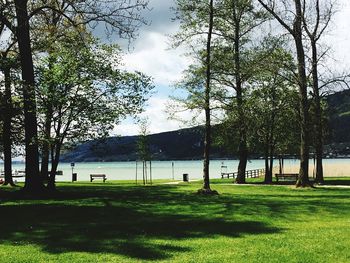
[5,158,349,182]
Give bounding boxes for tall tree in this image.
[172,0,218,194]
[0,51,17,186]
[258,0,312,187]
[36,36,153,190]
[211,0,268,184]
[201,0,214,193]
[0,0,149,193]
[302,0,335,184]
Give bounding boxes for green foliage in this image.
[36,32,153,147]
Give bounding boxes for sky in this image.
[113,0,350,137]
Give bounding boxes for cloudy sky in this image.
[113,0,350,137]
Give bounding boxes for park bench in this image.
[90,174,107,182]
[275,173,298,182]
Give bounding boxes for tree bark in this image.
[15,0,45,193]
[2,67,15,186]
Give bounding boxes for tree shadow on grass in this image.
[0,186,281,261]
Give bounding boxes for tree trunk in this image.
[40,108,52,182]
[267,114,275,184]
[268,143,274,183]
[201,0,214,192]
[294,0,311,187]
[2,67,15,186]
[264,139,271,183]
[15,0,45,193]
[232,3,247,184]
[311,40,324,184]
[47,142,61,191]
[236,90,248,184]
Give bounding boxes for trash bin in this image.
[183,173,189,182]
[72,173,77,182]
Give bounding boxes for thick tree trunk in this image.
[294,0,311,187]
[311,41,324,184]
[2,67,15,186]
[15,0,45,193]
[200,0,214,193]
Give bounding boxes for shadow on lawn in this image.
[0,185,280,260]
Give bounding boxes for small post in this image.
[172,161,174,180]
[135,161,138,185]
[142,161,145,185]
[71,162,75,182]
[149,160,152,185]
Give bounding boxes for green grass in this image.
[0,179,349,263]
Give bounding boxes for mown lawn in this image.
[0,179,349,263]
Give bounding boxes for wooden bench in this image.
[275,173,298,182]
[90,174,107,182]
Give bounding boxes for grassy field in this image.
[0,178,349,263]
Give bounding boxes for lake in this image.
[6,158,350,182]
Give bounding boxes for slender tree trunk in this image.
[142,161,145,185]
[47,159,58,191]
[264,139,270,183]
[2,67,15,186]
[310,41,324,184]
[47,143,61,191]
[15,0,45,193]
[40,107,52,182]
[201,0,214,192]
[268,143,274,182]
[294,0,311,187]
[267,112,275,184]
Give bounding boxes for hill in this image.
[61,126,231,162]
[61,90,350,162]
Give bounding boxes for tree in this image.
[0,24,22,187]
[136,117,151,185]
[172,0,218,194]
[249,72,299,183]
[210,0,268,184]
[0,51,18,186]
[0,0,149,194]
[36,35,153,190]
[302,0,336,184]
[201,0,214,193]
[258,0,312,187]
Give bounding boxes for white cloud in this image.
[113,96,203,136]
[115,0,350,136]
[122,32,192,86]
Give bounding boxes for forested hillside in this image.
[61,90,350,162]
